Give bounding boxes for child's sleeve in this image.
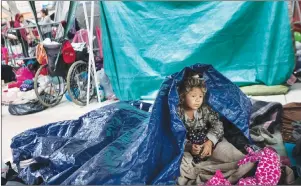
[206,107,224,146]
[184,139,192,152]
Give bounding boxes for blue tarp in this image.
[11,64,251,184]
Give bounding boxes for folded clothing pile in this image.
[19,80,34,92]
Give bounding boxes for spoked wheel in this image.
[34,64,66,107]
[67,61,95,106]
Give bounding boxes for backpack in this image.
[36,43,48,65]
[62,40,76,64]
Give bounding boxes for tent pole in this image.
[296,1,301,24]
[83,1,101,105]
[90,1,102,103]
[83,2,92,105]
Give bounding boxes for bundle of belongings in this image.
[3,64,297,185]
[1,66,47,115]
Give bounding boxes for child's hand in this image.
[191,144,202,155]
[201,140,213,158]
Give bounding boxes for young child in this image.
[177,73,224,163]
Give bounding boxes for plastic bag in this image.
[96,69,115,99]
[8,100,46,116]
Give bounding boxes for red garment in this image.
[14,14,27,41]
[96,26,103,58]
[62,40,76,64]
[1,47,9,64]
[8,81,23,89]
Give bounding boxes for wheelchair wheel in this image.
[34,64,66,107]
[66,61,95,106]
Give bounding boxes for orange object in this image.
[36,43,48,65]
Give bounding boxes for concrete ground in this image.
[1,83,301,162]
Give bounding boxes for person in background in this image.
[40,8,53,39]
[14,13,29,57]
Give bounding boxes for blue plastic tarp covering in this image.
[11,64,251,184]
[100,1,295,101]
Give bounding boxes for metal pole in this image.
[28,1,43,42]
[83,2,92,105]
[293,1,296,17]
[7,22,60,31]
[297,1,301,25]
[90,1,101,103]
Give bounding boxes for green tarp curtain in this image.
[29,1,44,41]
[100,1,295,101]
[63,1,78,38]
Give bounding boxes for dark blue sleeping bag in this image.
[10,64,251,184]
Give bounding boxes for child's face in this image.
[184,87,204,111]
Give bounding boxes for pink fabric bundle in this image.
[237,147,281,185]
[203,147,281,186]
[8,67,34,89]
[15,67,34,82]
[205,170,231,186]
[72,29,89,46]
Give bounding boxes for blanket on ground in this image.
[224,99,283,153]
[178,138,255,185]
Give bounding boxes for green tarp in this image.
[100,1,295,101]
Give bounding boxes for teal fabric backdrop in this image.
[100,1,294,101]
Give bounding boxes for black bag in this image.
[8,100,47,116]
[1,65,16,83]
[75,48,89,62]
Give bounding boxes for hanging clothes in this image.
[72,29,90,46]
[95,26,103,58]
[14,14,29,57]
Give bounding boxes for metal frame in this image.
[83,1,101,105]
[4,22,61,65]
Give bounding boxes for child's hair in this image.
[41,8,49,16]
[178,72,207,107]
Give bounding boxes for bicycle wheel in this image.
[34,64,66,107]
[66,61,95,106]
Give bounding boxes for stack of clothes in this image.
[19,80,34,92]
